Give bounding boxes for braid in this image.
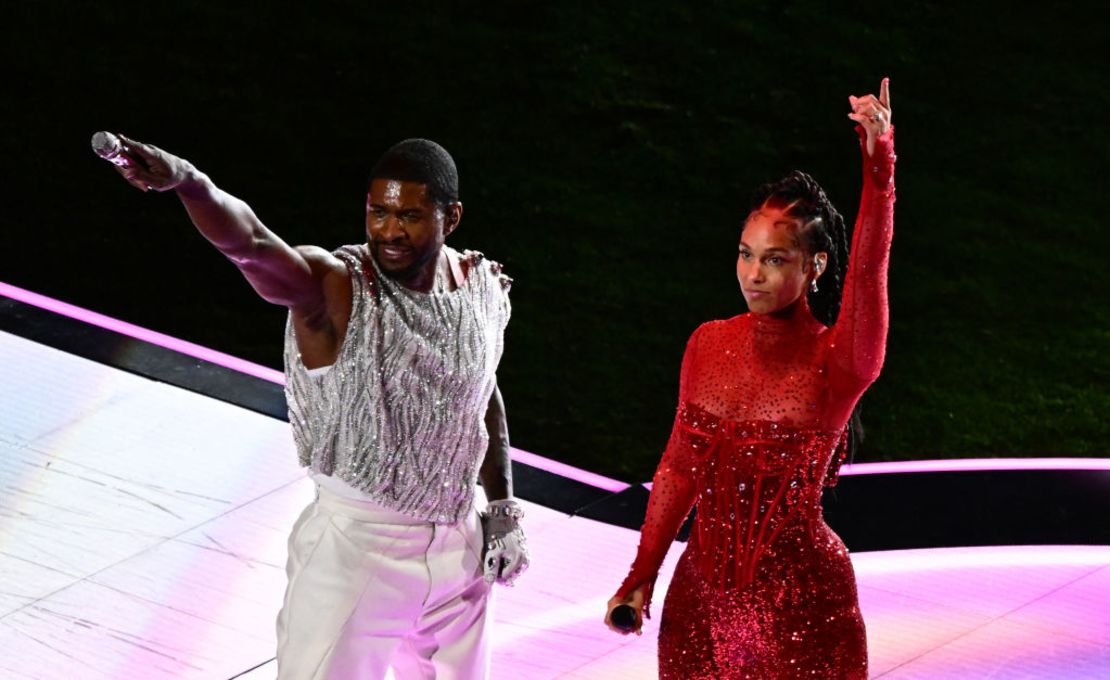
[748,170,848,323]
[810,197,849,326]
[748,170,864,458]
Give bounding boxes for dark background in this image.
[3,1,1107,480]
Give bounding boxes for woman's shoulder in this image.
[694,313,749,335]
[684,315,750,352]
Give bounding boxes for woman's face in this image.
[737,207,817,315]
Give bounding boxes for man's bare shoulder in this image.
[288,245,354,332]
[294,245,348,279]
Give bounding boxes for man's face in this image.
[365,179,447,284]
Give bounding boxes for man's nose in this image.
[380,215,405,240]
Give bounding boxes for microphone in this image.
[610,604,638,632]
[91,131,132,168]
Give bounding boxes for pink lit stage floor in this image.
[2,329,1109,679]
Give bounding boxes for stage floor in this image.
[2,328,1108,679]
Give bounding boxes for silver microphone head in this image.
[91,131,132,168]
[91,131,121,158]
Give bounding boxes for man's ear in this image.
[444,201,464,237]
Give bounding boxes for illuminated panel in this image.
[1,300,1107,678]
[510,447,629,493]
[0,281,284,384]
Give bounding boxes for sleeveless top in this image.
[284,244,512,523]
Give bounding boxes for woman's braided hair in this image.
[748,170,863,457]
[748,170,849,326]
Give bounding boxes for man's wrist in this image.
[485,498,523,519]
[174,165,211,199]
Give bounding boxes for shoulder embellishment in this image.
[488,259,512,291]
[464,249,512,291]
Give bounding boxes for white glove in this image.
[481,499,529,586]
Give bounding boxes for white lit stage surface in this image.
[2,282,1109,679]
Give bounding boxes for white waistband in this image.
[313,482,431,526]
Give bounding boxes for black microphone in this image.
[91,131,132,168]
[610,604,638,632]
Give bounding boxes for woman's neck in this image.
[753,296,817,333]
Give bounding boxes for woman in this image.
[606,78,894,679]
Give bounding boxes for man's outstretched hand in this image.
[93,132,196,193]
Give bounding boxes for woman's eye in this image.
[768,257,783,265]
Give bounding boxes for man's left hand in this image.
[481,499,529,586]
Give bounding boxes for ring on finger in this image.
[870,113,882,123]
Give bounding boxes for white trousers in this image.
[276,486,492,680]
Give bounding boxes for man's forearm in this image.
[479,385,512,501]
[176,170,266,259]
[173,170,318,308]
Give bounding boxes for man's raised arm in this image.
[100,133,339,315]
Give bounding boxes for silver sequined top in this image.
[284,244,512,523]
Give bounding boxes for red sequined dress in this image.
[616,128,895,679]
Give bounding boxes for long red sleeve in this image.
[614,329,704,614]
[824,126,897,428]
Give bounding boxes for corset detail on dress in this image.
[677,403,845,591]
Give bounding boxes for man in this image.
[99,134,528,679]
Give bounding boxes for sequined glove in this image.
[481,499,529,586]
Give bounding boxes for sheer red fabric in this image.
[616,127,895,679]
